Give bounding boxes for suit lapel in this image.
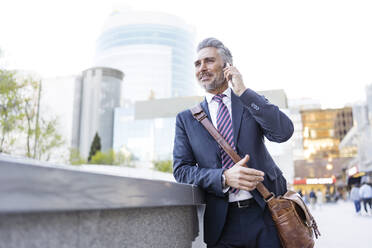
[231,91,243,146]
[200,98,212,121]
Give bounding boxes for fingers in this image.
[224,154,265,190]
[224,68,232,82]
[237,180,260,191]
[223,65,237,81]
[237,174,264,191]
[237,154,250,166]
[236,155,265,177]
[223,65,239,74]
[238,173,264,183]
[241,168,265,177]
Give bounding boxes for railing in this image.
[0,154,206,248]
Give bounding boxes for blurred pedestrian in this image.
[325,190,331,203]
[359,183,372,215]
[350,184,361,215]
[316,189,323,210]
[309,189,317,209]
[303,191,309,205]
[298,189,303,197]
[334,191,341,202]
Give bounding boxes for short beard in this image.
[200,71,227,93]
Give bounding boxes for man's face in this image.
[194,47,227,93]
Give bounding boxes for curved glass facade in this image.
[94,12,197,102]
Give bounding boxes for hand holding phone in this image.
[223,63,247,96]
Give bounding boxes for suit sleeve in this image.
[239,88,294,142]
[173,113,226,198]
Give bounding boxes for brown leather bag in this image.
[191,104,320,248]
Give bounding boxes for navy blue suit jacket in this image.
[173,88,294,245]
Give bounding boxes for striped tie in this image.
[213,94,238,193]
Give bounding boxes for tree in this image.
[0,67,64,160]
[0,69,25,153]
[33,117,64,160]
[20,77,64,160]
[22,77,41,158]
[88,132,101,162]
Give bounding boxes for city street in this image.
[311,201,371,247]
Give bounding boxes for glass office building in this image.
[94,11,197,103]
[72,67,124,159]
[112,96,204,163]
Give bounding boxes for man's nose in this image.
[199,61,207,71]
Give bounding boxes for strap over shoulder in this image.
[190,104,207,122]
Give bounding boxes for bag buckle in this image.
[193,111,207,122]
[264,192,275,202]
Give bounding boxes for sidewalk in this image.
[311,201,372,248]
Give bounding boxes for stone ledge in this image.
[0,154,205,214]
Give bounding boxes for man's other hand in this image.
[223,155,265,191]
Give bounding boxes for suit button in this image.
[251,103,259,110]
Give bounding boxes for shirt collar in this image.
[205,87,232,104]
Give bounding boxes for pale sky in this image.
[1,0,372,108]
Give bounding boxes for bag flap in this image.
[282,190,321,239]
[282,190,314,226]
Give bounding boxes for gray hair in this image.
[197,38,233,66]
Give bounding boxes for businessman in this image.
[173,38,294,247]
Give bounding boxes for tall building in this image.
[288,98,321,160]
[340,102,372,175]
[301,107,353,160]
[72,67,124,159]
[113,96,203,165]
[94,10,197,103]
[366,84,372,122]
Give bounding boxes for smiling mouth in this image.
[200,73,212,81]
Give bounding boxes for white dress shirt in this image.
[205,87,253,202]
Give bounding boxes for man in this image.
[316,189,323,210]
[309,189,317,210]
[350,184,361,215]
[359,182,372,215]
[173,38,294,247]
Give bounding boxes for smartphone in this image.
[224,62,233,83]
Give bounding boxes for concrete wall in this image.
[0,155,206,248]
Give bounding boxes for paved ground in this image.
[311,200,372,248]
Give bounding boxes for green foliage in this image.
[90,149,115,165]
[69,148,86,165]
[33,117,64,160]
[0,69,25,153]
[153,160,173,173]
[0,68,64,160]
[22,78,41,158]
[88,132,101,162]
[89,149,133,166]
